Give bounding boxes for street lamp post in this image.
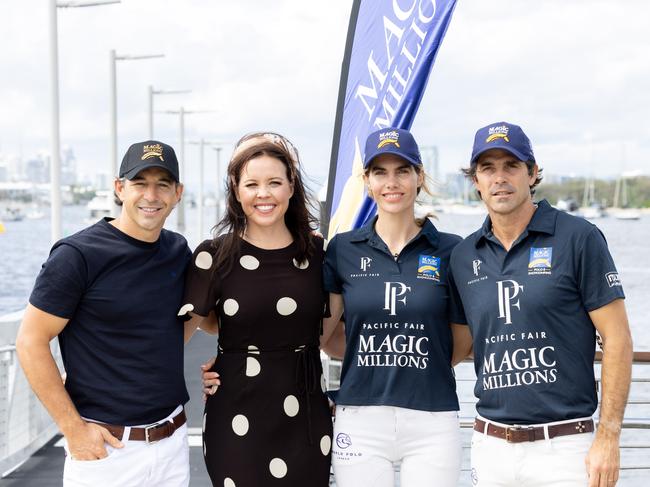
[148,86,191,139]
[160,107,215,233]
[189,140,224,242]
[109,51,164,196]
[213,146,223,222]
[49,0,120,244]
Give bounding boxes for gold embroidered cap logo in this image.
[485,125,510,143]
[377,130,400,149]
[141,143,164,161]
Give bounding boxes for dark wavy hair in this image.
[210,132,318,276]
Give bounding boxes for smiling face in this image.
[235,154,294,234]
[364,154,423,217]
[473,148,538,217]
[114,166,182,241]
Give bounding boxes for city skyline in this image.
[1,1,649,191]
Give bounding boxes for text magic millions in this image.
[357,333,430,369]
[482,346,558,390]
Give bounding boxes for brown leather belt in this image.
[474,417,594,443]
[90,409,186,444]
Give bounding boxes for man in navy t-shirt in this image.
[16,140,192,486]
[450,122,633,487]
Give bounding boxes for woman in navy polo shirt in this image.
[321,128,467,487]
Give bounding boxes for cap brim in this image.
[121,162,179,182]
[364,149,422,168]
[471,144,532,165]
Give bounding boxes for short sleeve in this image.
[323,234,343,294]
[179,239,221,317]
[447,265,467,325]
[577,226,625,311]
[29,243,88,319]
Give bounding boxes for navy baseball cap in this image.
[470,122,535,164]
[119,140,180,182]
[363,128,422,168]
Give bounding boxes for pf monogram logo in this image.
[360,257,372,272]
[496,280,523,324]
[472,259,482,276]
[384,282,411,316]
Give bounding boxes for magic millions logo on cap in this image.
[377,130,400,149]
[142,143,165,161]
[528,247,552,275]
[485,125,510,143]
[417,255,440,282]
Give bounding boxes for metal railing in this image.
[1,309,648,480]
[323,351,650,479]
[0,310,64,477]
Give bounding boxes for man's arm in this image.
[184,310,219,343]
[320,293,345,360]
[16,304,122,460]
[451,323,473,367]
[585,298,633,487]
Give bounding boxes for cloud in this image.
[1,0,649,190]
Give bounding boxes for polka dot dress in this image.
[181,236,332,486]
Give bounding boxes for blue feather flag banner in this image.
[324,0,457,238]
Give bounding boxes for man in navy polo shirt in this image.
[450,122,633,487]
[17,140,191,486]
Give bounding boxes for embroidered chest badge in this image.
[417,255,440,282]
[528,247,552,276]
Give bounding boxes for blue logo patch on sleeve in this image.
[528,247,552,275]
[417,255,440,281]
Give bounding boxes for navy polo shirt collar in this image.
[474,199,557,248]
[349,216,440,249]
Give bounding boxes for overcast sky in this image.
[1,0,649,193]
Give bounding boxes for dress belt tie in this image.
[218,344,321,445]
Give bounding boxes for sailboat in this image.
[611,176,641,220]
[578,177,605,219]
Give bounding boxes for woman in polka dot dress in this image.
[180,133,332,487]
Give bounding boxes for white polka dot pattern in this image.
[195,251,213,269]
[223,299,239,316]
[292,258,309,270]
[276,297,297,316]
[320,435,331,455]
[269,458,287,478]
[231,414,249,436]
[283,395,299,417]
[177,303,194,316]
[202,413,207,433]
[224,479,236,487]
[246,357,261,377]
[240,255,260,270]
[320,373,327,393]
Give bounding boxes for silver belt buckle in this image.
[145,423,159,444]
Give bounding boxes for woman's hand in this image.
[201,356,221,402]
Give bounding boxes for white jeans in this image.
[63,406,190,487]
[332,405,461,487]
[471,415,594,487]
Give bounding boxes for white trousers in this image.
[471,415,594,487]
[332,405,461,487]
[63,406,190,487]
